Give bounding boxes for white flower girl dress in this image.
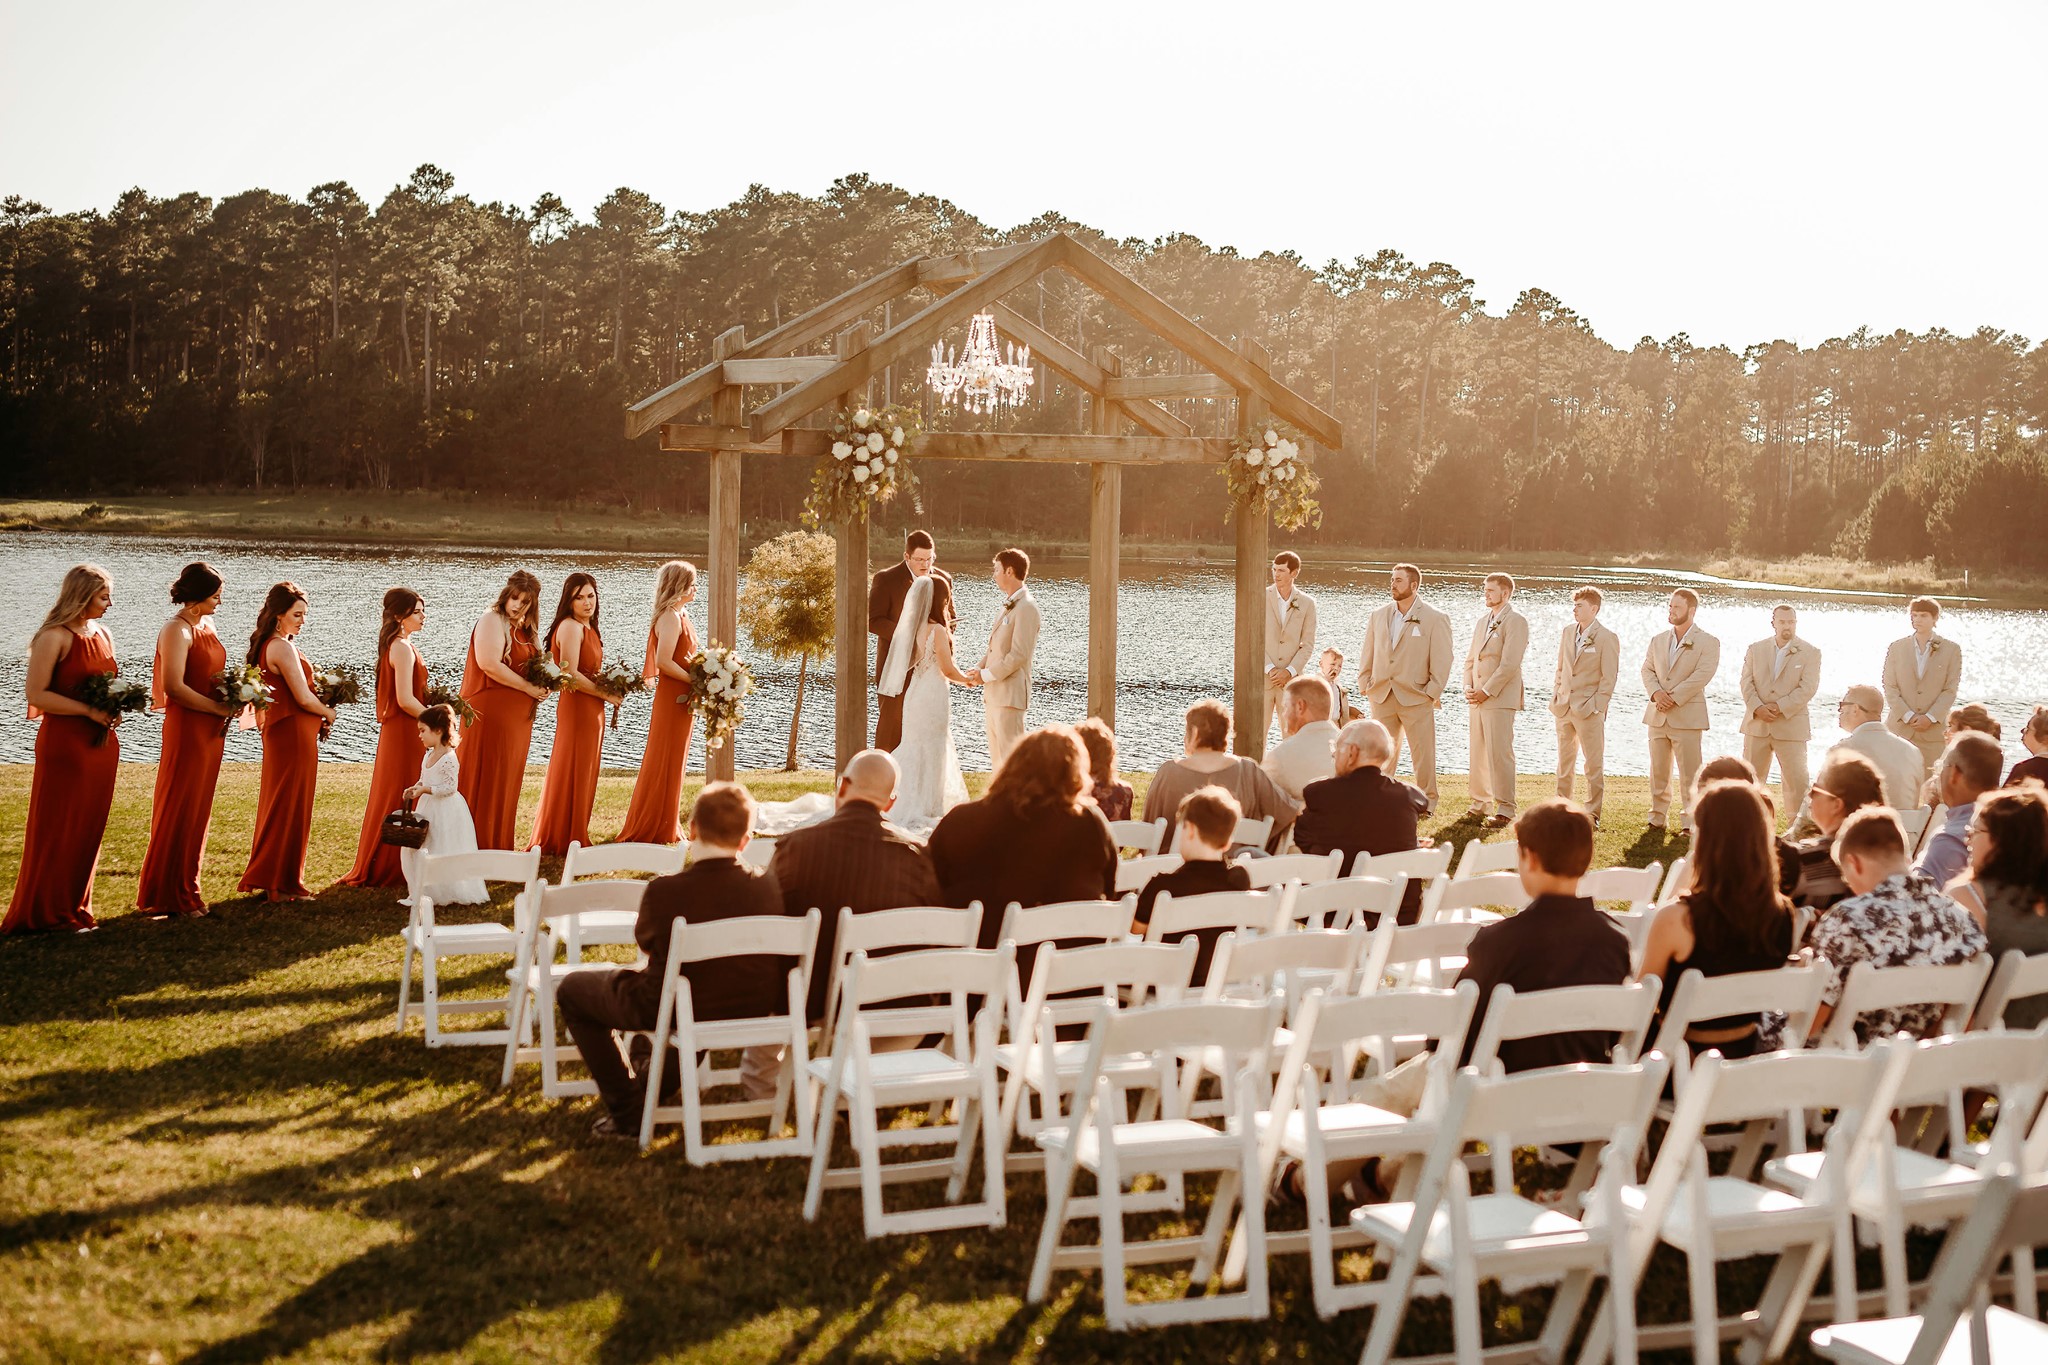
[401,746,488,905]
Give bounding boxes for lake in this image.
[1,530,2041,783]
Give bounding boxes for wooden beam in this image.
[782,428,1229,466]
[987,305,1191,438]
[748,237,1064,442]
[832,323,872,773]
[705,331,744,783]
[1102,373,1234,400]
[1234,339,1273,763]
[659,424,782,455]
[1087,348,1122,727]
[721,357,839,385]
[915,242,1042,285]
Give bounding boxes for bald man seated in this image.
[1292,719,1431,922]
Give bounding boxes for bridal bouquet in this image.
[421,681,477,729]
[590,656,651,730]
[76,670,150,747]
[523,652,569,693]
[311,662,364,709]
[801,404,921,528]
[213,662,271,734]
[683,643,754,752]
[1223,422,1322,531]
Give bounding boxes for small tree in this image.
[737,530,836,770]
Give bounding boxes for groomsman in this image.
[1739,603,1820,821]
[1461,573,1528,826]
[1551,586,1620,826]
[1264,551,1319,734]
[1882,596,1962,780]
[1641,588,1721,833]
[1358,562,1454,814]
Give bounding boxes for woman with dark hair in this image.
[341,588,430,889]
[1777,750,1885,913]
[1947,785,2048,1027]
[1640,780,1797,1057]
[530,573,606,855]
[4,565,123,934]
[617,561,699,845]
[239,581,337,902]
[1141,699,1297,852]
[137,562,239,916]
[928,724,1118,946]
[1074,717,1133,822]
[458,570,549,849]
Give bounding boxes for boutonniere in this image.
[1681,640,1695,651]
[1003,599,1017,614]
[1927,641,1940,653]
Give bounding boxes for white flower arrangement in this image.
[682,642,755,752]
[802,402,922,528]
[1222,421,1322,531]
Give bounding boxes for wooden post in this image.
[706,326,745,782]
[1088,347,1122,726]
[1233,340,1272,760]
[832,322,873,774]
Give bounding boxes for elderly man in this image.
[1462,572,1528,827]
[1786,684,1926,839]
[1262,674,1340,803]
[1641,588,1721,834]
[1916,732,2005,889]
[1357,562,1455,814]
[1552,586,1620,827]
[1264,551,1319,735]
[1883,596,1963,780]
[1739,603,1821,823]
[1294,719,1429,922]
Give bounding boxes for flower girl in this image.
[400,705,488,906]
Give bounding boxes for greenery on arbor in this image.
[737,531,836,771]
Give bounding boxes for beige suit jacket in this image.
[1881,634,1961,725]
[1550,621,1620,718]
[1358,599,1454,710]
[1738,636,1820,741]
[979,591,1042,713]
[1265,586,1317,673]
[1463,606,1528,711]
[1640,627,1720,731]
[1833,722,1929,811]
[1261,719,1339,802]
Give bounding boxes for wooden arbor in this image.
[623,232,1342,777]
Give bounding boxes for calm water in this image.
[1,531,2042,781]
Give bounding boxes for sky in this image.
[4,0,2043,352]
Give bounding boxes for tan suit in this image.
[1641,625,1721,827]
[1881,633,1961,778]
[1551,621,1620,820]
[979,589,1042,768]
[1358,598,1454,810]
[1739,636,1820,820]
[1261,718,1339,804]
[1263,585,1319,732]
[1462,605,1528,817]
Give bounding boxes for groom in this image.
[968,547,1041,768]
[868,529,951,753]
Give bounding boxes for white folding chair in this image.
[1651,963,1828,1102]
[1232,814,1276,852]
[1422,869,1529,925]
[1115,854,1182,895]
[1233,850,1343,891]
[1144,889,1281,982]
[1379,918,1487,992]
[1973,949,2048,1030]
[636,908,821,1162]
[499,877,649,1094]
[1027,996,1282,1329]
[395,848,542,1047]
[818,903,983,1044]
[1909,804,1947,858]
[1580,863,1665,915]
[1895,806,1935,853]
[1659,855,1692,905]
[1817,957,1995,1051]
[1283,874,1409,933]
[1108,818,1167,856]
[1452,835,1519,881]
[1355,844,1453,886]
[738,836,776,870]
[1204,925,1368,1010]
[993,897,1134,958]
[1353,1058,1671,1365]
[802,945,1013,1239]
[556,840,684,961]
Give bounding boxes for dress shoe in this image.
[1483,814,1512,829]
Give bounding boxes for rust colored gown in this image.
[136,620,228,916]
[340,643,428,888]
[238,649,321,901]
[529,623,604,856]
[3,626,119,933]
[615,612,697,845]
[457,623,540,851]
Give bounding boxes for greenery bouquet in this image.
[421,681,477,729]
[1223,422,1322,531]
[683,644,754,752]
[802,404,920,528]
[311,663,364,708]
[590,657,651,730]
[76,671,150,747]
[212,663,270,735]
[523,653,568,693]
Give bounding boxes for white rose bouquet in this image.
[682,642,755,752]
[802,403,922,528]
[1222,421,1322,531]
[213,662,271,734]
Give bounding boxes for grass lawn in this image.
[3,764,1851,1363]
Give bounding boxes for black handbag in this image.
[380,799,431,849]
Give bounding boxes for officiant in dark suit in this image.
[868,529,951,752]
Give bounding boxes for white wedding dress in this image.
[889,622,968,833]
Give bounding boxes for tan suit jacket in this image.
[1640,627,1720,731]
[1358,600,1454,711]
[1265,586,1317,674]
[1550,622,1620,718]
[979,590,1042,713]
[1738,636,1819,741]
[1261,719,1339,803]
[1881,634,1961,726]
[1463,606,1528,710]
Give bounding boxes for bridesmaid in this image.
[616,561,699,845]
[340,588,429,889]
[457,570,548,850]
[238,582,338,902]
[3,564,123,934]
[529,573,605,856]
[137,562,238,918]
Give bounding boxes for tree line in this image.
[3,168,2045,569]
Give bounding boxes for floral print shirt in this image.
[1811,870,1986,1043]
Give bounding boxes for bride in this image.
[879,573,973,831]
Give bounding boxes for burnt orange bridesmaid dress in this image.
[3,626,119,934]
[529,623,604,856]
[340,644,427,888]
[614,612,697,845]
[135,621,228,916]
[238,649,321,901]
[457,626,540,851]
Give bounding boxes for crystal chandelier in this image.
[926,311,1034,415]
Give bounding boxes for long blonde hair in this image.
[651,560,697,618]
[34,563,112,643]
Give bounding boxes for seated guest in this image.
[1920,703,2005,805]
[1074,717,1133,823]
[1641,781,1797,1058]
[1944,785,2048,1028]
[1809,806,1987,1044]
[1777,751,1883,915]
[930,724,1117,948]
[1262,674,1340,803]
[1693,754,1758,794]
[1803,684,1925,823]
[1917,732,2005,889]
[2011,706,2048,787]
[1133,786,1254,982]
[556,782,784,1140]
[1319,647,1363,723]
[1294,719,1429,922]
[1142,699,1298,853]
[768,749,941,1024]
